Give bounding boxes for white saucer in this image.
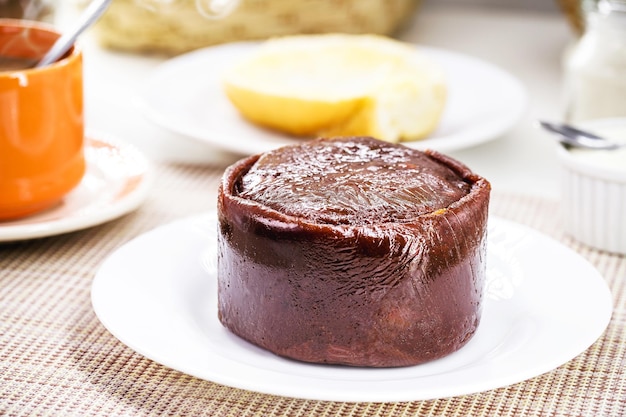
[91,213,613,402]
[0,133,153,242]
[136,42,528,155]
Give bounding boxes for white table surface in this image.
[57,3,575,199]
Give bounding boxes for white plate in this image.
[91,213,612,402]
[135,42,528,155]
[0,133,153,242]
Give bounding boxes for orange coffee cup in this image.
[0,19,85,220]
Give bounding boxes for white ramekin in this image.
[556,118,626,255]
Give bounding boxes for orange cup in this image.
[0,19,85,220]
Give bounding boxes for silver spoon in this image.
[538,120,626,150]
[35,0,112,68]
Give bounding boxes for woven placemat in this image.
[1,163,624,417]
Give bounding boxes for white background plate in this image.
[135,42,528,155]
[91,214,612,402]
[0,133,152,242]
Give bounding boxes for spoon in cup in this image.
[36,0,112,68]
[0,0,111,71]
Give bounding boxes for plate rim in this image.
[0,131,153,242]
[91,213,613,402]
[134,41,528,155]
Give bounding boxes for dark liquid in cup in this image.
[0,55,37,71]
[1,0,56,71]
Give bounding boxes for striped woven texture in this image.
[1,163,625,417]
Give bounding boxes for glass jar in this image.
[564,0,626,122]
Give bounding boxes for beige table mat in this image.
[1,163,625,417]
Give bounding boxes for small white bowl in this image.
[557,118,626,255]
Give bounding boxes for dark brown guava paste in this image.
[217,136,491,367]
